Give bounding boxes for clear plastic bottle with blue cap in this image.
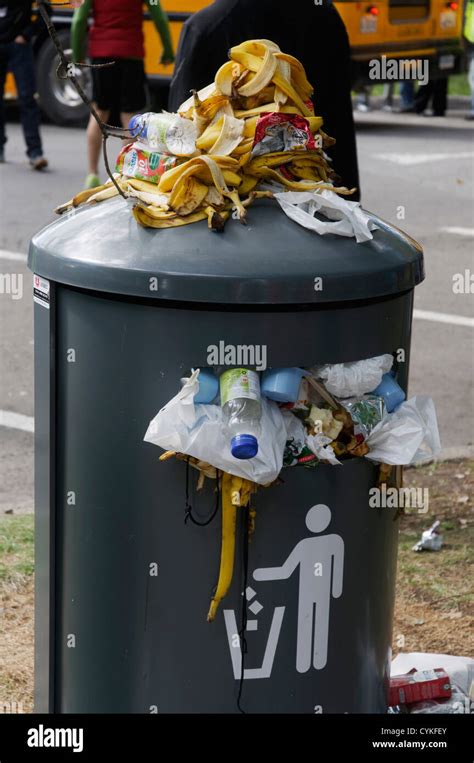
[220,369,261,460]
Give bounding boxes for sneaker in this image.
[85,173,101,189]
[30,156,48,170]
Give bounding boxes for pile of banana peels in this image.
[55,39,355,231]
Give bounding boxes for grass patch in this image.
[0,515,34,584]
[398,524,473,607]
[0,515,35,710]
[448,73,470,96]
[394,459,474,655]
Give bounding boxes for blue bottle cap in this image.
[128,115,140,137]
[231,434,258,460]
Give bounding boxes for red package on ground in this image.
[251,113,316,157]
[389,668,451,707]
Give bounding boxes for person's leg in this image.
[466,53,474,119]
[86,58,113,188]
[382,82,394,110]
[120,111,135,130]
[469,54,474,113]
[355,85,371,112]
[400,81,415,110]
[432,77,448,116]
[119,112,135,155]
[9,41,44,163]
[86,107,110,176]
[414,79,432,113]
[119,59,147,128]
[0,44,9,160]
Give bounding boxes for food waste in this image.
[156,370,392,621]
[55,39,355,231]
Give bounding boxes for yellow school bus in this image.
[4,0,464,124]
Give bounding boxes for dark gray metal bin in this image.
[28,198,424,714]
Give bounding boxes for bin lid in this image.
[28,198,424,305]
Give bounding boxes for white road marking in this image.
[414,309,474,328]
[440,226,474,237]
[373,151,474,166]
[0,249,27,263]
[0,410,34,433]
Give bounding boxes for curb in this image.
[354,94,471,111]
[436,445,474,462]
[405,445,474,469]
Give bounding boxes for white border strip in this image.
[440,227,474,237]
[413,309,474,328]
[0,410,34,433]
[0,249,27,263]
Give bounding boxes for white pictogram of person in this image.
[253,504,344,673]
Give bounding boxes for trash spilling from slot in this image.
[144,356,441,619]
[55,40,375,241]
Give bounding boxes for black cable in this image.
[237,505,250,714]
[184,459,220,527]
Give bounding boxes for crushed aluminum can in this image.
[412,520,443,552]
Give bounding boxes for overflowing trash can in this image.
[29,197,426,713]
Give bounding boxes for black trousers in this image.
[415,77,448,116]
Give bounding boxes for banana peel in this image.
[207,472,257,622]
[55,38,359,231]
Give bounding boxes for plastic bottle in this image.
[128,112,197,156]
[220,369,261,459]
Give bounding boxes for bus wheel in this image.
[36,30,91,127]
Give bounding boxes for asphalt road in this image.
[0,110,473,514]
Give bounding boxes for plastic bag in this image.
[313,354,393,398]
[273,189,378,243]
[306,433,341,465]
[412,520,443,552]
[409,685,469,714]
[365,396,441,465]
[144,371,288,485]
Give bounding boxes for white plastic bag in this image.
[274,189,378,243]
[313,354,393,398]
[144,371,288,485]
[365,395,441,465]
